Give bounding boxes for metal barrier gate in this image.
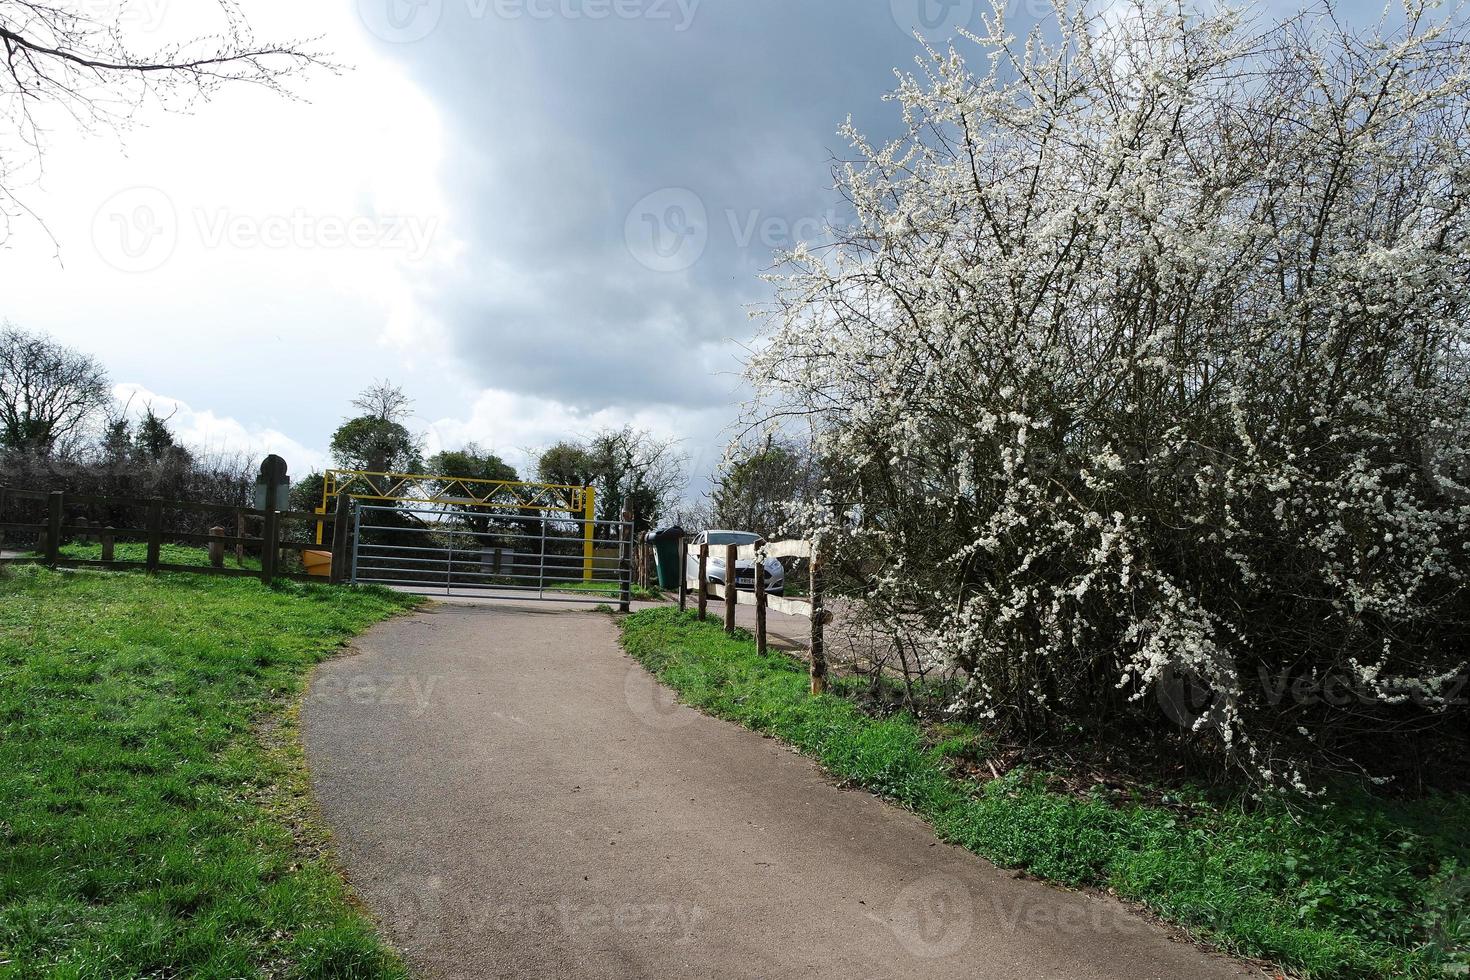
[349,502,633,603]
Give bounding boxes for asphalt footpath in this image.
[302,600,1258,980]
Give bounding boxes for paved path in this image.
[302,601,1257,980]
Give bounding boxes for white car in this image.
[686,530,785,594]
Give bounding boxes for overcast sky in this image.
[3,0,1310,493]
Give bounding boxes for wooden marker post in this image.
[724,543,737,633]
[209,526,226,568]
[696,542,709,620]
[45,491,63,567]
[256,455,288,586]
[330,493,351,584]
[619,509,634,613]
[754,556,768,656]
[145,498,163,573]
[809,545,827,695]
[677,537,689,613]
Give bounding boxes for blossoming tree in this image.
[749,0,1470,786]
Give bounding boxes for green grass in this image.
[0,564,422,978]
[620,607,1469,979]
[549,580,663,601]
[50,541,261,570]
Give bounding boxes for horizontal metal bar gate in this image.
[349,501,633,605]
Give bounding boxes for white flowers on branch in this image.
[749,0,1470,785]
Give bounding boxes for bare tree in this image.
[0,0,330,239]
[350,379,413,424]
[0,324,110,455]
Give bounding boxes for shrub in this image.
[749,0,1470,786]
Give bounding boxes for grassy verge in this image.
[49,541,261,569]
[0,563,422,978]
[620,607,1468,979]
[549,580,663,601]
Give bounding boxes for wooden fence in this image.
[0,486,356,586]
[677,536,832,695]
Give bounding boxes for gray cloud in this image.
[364,0,972,411]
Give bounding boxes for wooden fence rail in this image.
[676,536,831,695]
[0,484,355,587]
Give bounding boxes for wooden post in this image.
[330,493,351,584]
[74,517,90,544]
[235,510,246,565]
[0,485,8,552]
[754,556,768,656]
[696,542,709,620]
[257,456,288,585]
[618,509,634,613]
[809,544,827,695]
[145,498,163,573]
[260,510,280,585]
[724,543,737,634]
[101,527,115,563]
[45,491,63,567]
[208,526,226,568]
[677,537,689,613]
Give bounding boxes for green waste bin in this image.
[647,526,685,590]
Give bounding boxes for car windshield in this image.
[705,531,759,546]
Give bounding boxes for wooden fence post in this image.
[677,537,689,613]
[45,491,63,567]
[235,510,246,565]
[258,457,286,586]
[696,542,709,620]
[101,527,115,563]
[330,493,351,584]
[145,498,163,573]
[809,543,827,695]
[618,510,634,613]
[724,542,737,634]
[260,510,279,585]
[209,526,226,568]
[754,557,768,656]
[0,485,8,552]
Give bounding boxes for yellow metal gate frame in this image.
[316,469,598,581]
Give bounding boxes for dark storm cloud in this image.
[360,0,1005,410]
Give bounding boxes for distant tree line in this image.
[0,326,257,531]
